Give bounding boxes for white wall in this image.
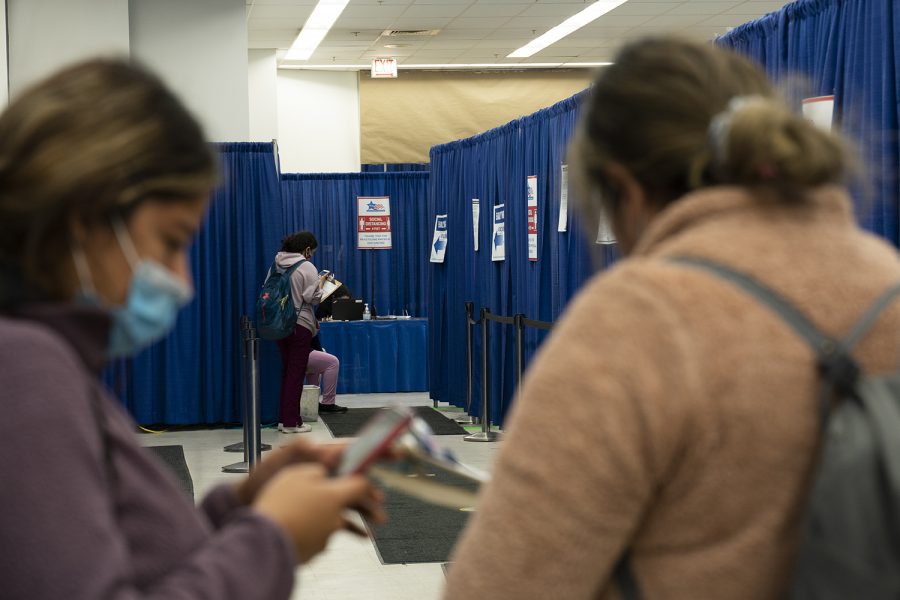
[276,70,360,173]
[248,49,278,143]
[129,0,248,141]
[0,0,8,109]
[7,0,130,99]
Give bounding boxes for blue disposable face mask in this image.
[73,217,194,358]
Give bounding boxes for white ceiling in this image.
[247,0,790,67]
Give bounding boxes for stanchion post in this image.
[514,313,524,391]
[465,308,501,442]
[224,318,251,454]
[224,317,268,473]
[465,301,474,414]
[247,324,262,471]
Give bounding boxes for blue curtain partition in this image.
[718,0,900,245]
[104,142,286,425]
[280,172,430,318]
[428,90,613,426]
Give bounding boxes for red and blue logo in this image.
[366,200,386,211]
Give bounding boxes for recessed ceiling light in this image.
[285,0,351,61]
[509,0,629,58]
[384,44,410,49]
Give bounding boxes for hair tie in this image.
[708,95,768,164]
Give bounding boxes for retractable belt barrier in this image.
[223,316,268,473]
[463,303,554,443]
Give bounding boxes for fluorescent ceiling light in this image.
[508,0,629,58]
[285,0,350,61]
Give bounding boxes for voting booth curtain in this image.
[718,0,900,245]
[104,142,286,425]
[428,90,607,426]
[280,172,430,318]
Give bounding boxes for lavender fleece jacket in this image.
[0,305,295,599]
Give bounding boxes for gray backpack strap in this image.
[840,283,900,351]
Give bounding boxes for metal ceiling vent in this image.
[381,29,440,37]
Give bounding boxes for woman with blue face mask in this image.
[0,60,385,599]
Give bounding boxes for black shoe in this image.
[319,403,348,413]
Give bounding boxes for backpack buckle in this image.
[816,342,860,399]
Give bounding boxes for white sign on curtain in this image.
[491,204,505,262]
[527,175,538,261]
[357,196,392,249]
[558,164,569,232]
[596,202,616,245]
[430,214,448,263]
[802,95,835,131]
[472,198,480,251]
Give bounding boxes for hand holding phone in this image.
[336,407,413,476]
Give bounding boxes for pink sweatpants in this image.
[305,350,339,405]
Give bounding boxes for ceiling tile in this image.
[444,16,513,29]
[337,17,404,29]
[402,4,470,18]
[390,17,457,29]
[460,4,530,17]
[640,14,710,27]
[342,5,408,18]
[518,2,592,17]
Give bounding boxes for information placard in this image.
[492,204,505,262]
[527,175,538,261]
[357,196,392,249]
[430,214,448,263]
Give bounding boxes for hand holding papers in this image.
[342,406,489,510]
[318,270,344,301]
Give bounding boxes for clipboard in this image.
[319,271,343,301]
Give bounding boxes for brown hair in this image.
[0,58,218,304]
[570,36,850,231]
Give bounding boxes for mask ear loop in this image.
[111,215,141,271]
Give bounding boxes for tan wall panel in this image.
[359,69,593,164]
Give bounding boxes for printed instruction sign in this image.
[558,164,569,232]
[527,175,538,261]
[472,199,480,252]
[802,95,835,132]
[492,204,505,262]
[430,214,448,263]
[357,196,392,249]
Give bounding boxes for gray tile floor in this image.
[140,393,502,600]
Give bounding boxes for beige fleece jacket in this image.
[444,186,900,599]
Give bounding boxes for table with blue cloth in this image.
[317,318,428,393]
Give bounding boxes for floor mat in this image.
[321,406,468,438]
[146,445,194,501]
[365,469,477,564]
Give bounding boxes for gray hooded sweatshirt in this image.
[275,251,323,335]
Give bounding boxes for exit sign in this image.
[372,57,398,78]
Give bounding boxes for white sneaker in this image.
[280,424,311,434]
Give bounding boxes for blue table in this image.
[318,319,428,393]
